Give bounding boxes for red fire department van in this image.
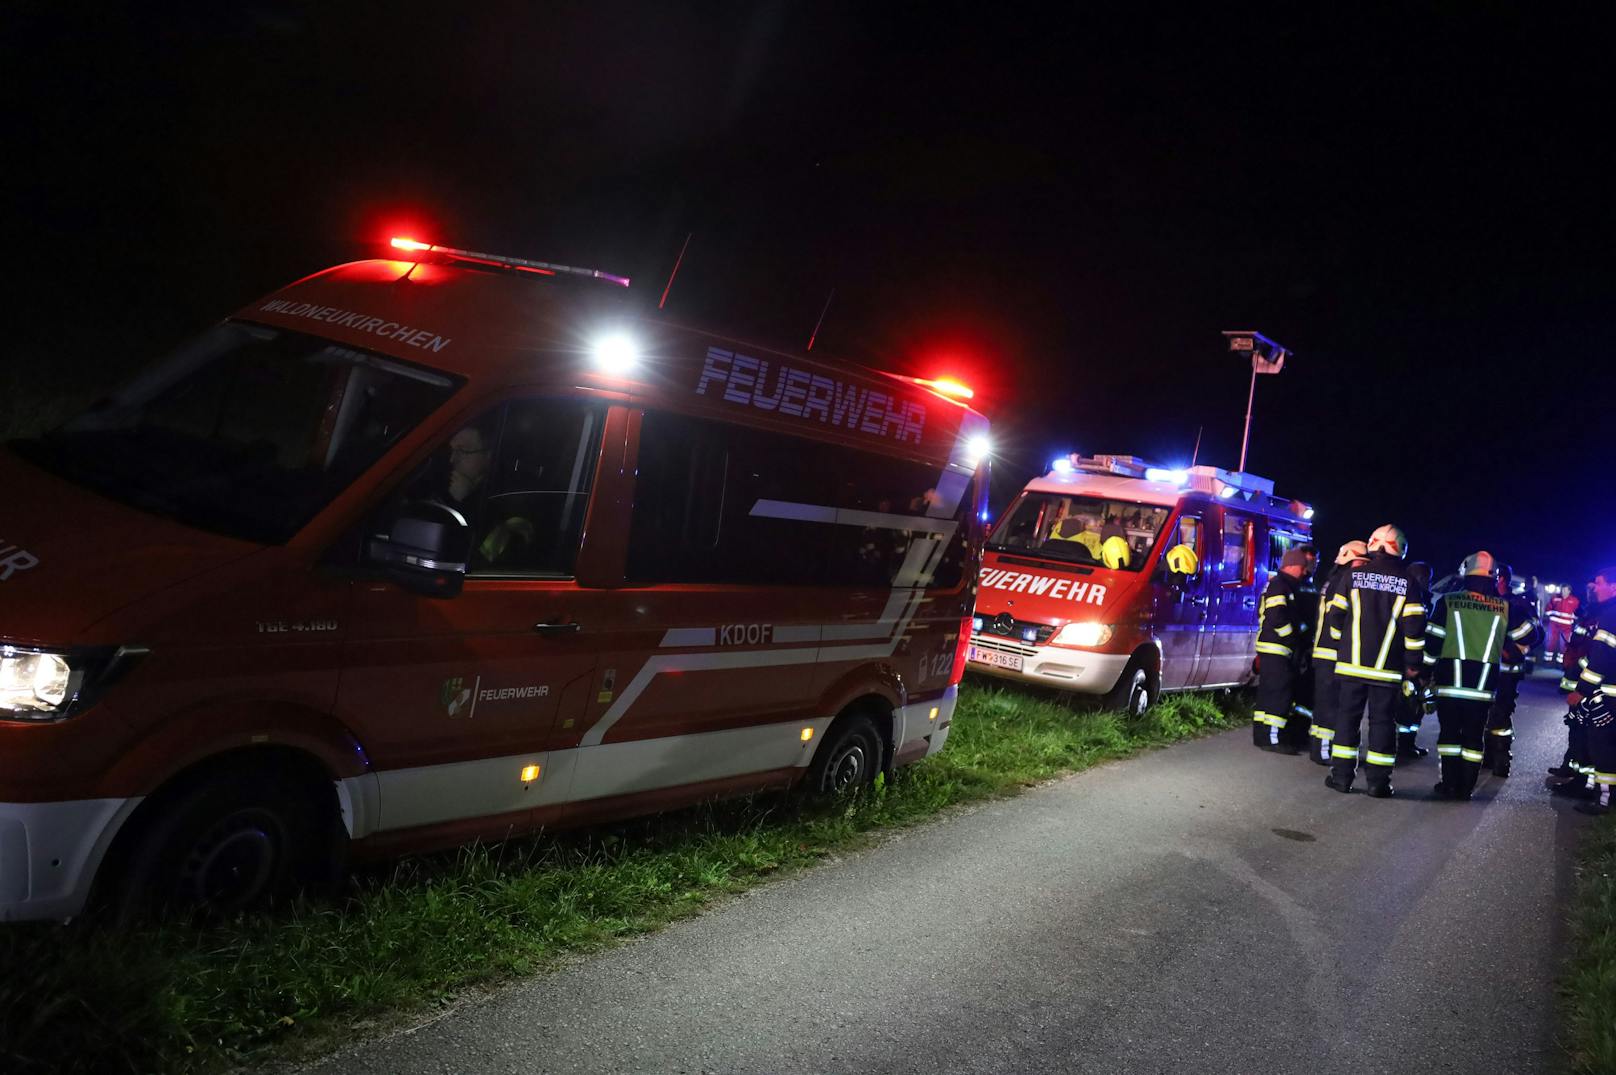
[0,239,990,921]
[968,454,1312,713]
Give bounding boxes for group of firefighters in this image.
[1249,524,1616,812]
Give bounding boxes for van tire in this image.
[1105,662,1154,717]
[116,768,322,919]
[805,713,882,797]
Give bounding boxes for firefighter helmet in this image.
[1461,550,1496,577]
[1334,540,1368,566]
[1101,535,1132,570]
[1166,543,1199,575]
[1368,524,1407,558]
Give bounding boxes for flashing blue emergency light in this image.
[1145,467,1188,485]
[972,616,985,633]
[1051,457,1073,475]
[1303,507,1316,520]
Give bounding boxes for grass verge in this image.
[0,684,1243,1074]
[1562,812,1616,1073]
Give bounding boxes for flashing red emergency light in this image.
[916,377,975,400]
[387,236,630,287]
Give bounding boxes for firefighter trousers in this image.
[1330,677,1400,788]
[1436,696,1490,798]
[1396,680,1424,756]
[1588,720,1616,809]
[1484,672,1521,775]
[1254,655,1301,751]
[1310,658,1339,763]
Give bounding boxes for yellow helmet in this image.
[1101,535,1131,570]
[1165,543,1199,575]
[1368,524,1407,558]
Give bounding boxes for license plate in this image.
[968,645,1024,672]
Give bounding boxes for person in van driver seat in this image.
[436,420,534,568]
[1051,514,1103,559]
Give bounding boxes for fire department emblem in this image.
[439,676,473,718]
[992,612,1016,635]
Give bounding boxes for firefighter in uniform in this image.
[1396,561,1434,761]
[1555,568,1616,804]
[1254,547,1316,753]
[1310,540,1368,766]
[1482,562,1543,778]
[1425,552,1510,800]
[1549,592,1597,789]
[1322,525,1426,797]
[1547,591,1579,659]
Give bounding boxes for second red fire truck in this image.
[968,454,1314,713]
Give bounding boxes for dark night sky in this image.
[5,3,1612,582]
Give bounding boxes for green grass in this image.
[1562,812,1616,1073]
[0,684,1242,1074]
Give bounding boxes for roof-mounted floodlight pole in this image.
[1221,330,1289,474]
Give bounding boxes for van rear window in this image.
[627,412,972,589]
[10,322,458,544]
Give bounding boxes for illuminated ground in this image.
[301,673,1581,1074]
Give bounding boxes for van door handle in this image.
[533,621,581,636]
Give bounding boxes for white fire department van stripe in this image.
[749,499,961,535]
[334,684,963,838]
[660,627,718,647]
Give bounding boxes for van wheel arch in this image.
[805,698,891,797]
[95,745,347,918]
[1105,649,1161,716]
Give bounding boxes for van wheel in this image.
[806,714,882,797]
[1105,663,1154,716]
[118,769,321,919]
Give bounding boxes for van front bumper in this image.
[966,635,1132,695]
[0,797,138,922]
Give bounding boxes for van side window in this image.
[1221,512,1252,585]
[627,412,831,585]
[388,399,603,577]
[626,411,973,589]
[825,457,972,589]
[1176,515,1202,562]
[475,400,604,575]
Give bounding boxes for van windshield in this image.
[9,321,459,544]
[988,493,1172,571]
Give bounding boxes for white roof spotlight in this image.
[590,332,641,376]
[965,433,992,466]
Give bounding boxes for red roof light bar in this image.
[389,237,631,288]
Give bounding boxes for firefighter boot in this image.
[1577,782,1613,817]
[1365,773,1395,799]
[1489,727,1513,777]
[1397,730,1428,762]
[1434,755,1461,799]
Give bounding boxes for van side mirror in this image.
[367,501,471,598]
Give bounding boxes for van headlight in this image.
[0,645,143,722]
[1051,622,1113,648]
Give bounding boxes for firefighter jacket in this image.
[1256,570,1311,666]
[1563,601,1600,693]
[1312,564,1353,663]
[1499,591,1543,675]
[1423,576,1509,701]
[1548,595,1580,631]
[1323,551,1427,684]
[1570,597,1616,702]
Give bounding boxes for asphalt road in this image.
[302,673,1587,1075]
